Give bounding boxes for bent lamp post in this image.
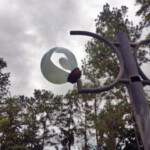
[41,24,150,150]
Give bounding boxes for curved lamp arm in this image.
[133,39,150,80]
[70,31,124,93]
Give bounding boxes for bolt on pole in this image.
[117,32,150,150]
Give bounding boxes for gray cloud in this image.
[0,0,84,96]
[0,0,97,97]
[0,0,149,97]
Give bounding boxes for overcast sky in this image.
[0,0,149,97]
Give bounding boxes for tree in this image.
[82,3,147,149]
[1,3,150,149]
[77,93,93,150]
[0,97,27,150]
[136,0,150,27]
[22,90,62,150]
[0,58,10,100]
[96,99,144,150]
[0,89,63,150]
[56,89,80,150]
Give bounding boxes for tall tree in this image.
[56,89,80,150]
[0,97,27,150]
[76,93,93,150]
[0,88,63,150]
[136,0,150,27]
[0,58,10,100]
[22,90,62,150]
[82,3,147,149]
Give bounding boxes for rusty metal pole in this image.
[117,32,150,150]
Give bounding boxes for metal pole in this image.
[117,32,150,150]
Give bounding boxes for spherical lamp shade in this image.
[41,47,80,84]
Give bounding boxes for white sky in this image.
[0,0,149,97]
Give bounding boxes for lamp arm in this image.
[70,31,124,93]
[133,39,150,80]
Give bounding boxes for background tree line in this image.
[0,2,150,150]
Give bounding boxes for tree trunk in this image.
[132,115,141,150]
[84,100,88,150]
[94,97,101,150]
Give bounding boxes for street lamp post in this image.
[117,31,150,150]
[41,24,150,150]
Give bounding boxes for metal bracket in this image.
[129,75,141,83]
[70,30,124,93]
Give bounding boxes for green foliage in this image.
[136,0,150,26]
[77,93,94,150]
[0,97,28,150]
[0,58,10,100]
[0,3,150,150]
[56,89,79,150]
[0,90,63,150]
[83,3,144,88]
[0,118,10,132]
[23,90,62,149]
[81,3,147,150]
[96,101,131,149]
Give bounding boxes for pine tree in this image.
[56,89,80,150]
[136,0,150,27]
[81,3,147,149]
[0,97,27,150]
[0,58,10,100]
[76,93,93,150]
[22,90,62,150]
